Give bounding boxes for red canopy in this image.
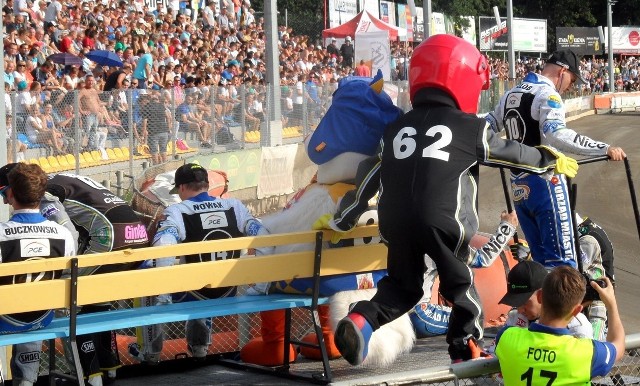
[322,10,402,41]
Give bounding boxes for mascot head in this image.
[306,70,403,184]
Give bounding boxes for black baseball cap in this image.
[170,163,209,194]
[547,49,586,84]
[0,163,19,189]
[499,260,548,307]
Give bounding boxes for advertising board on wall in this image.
[479,17,547,52]
[556,27,603,56]
[604,27,640,54]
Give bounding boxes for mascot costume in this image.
[240,71,417,367]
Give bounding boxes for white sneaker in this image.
[188,345,208,359]
[88,374,103,386]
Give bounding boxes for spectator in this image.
[140,92,172,164]
[495,266,625,384]
[79,74,108,151]
[354,59,371,77]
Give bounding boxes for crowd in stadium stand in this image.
[3,0,640,156]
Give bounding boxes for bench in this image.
[0,226,387,385]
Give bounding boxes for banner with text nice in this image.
[556,27,603,56]
[479,17,547,52]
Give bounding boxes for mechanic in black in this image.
[46,172,149,384]
[316,35,580,364]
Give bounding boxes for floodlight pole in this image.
[507,0,515,80]
[424,0,432,39]
[607,0,616,92]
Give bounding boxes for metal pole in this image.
[507,0,515,80]
[264,0,282,146]
[0,0,7,225]
[424,0,432,39]
[607,1,616,92]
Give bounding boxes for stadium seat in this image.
[38,157,54,174]
[120,147,130,159]
[106,148,118,161]
[66,154,77,168]
[28,158,40,166]
[56,155,69,170]
[47,156,62,173]
[113,147,126,161]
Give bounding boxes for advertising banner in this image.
[379,1,395,27]
[188,148,261,192]
[479,17,547,52]
[355,30,391,80]
[329,0,358,28]
[604,27,640,54]
[359,0,380,19]
[257,145,298,198]
[556,27,603,55]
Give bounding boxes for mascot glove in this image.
[312,213,350,244]
[540,146,579,178]
[510,241,531,262]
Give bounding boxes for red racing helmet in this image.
[409,34,490,114]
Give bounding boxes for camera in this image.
[583,275,607,301]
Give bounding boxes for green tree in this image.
[252,0,325,42]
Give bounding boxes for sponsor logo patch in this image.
[511,183,530,201]
[81,341,96,353]
[18,351,40,363]
[200,212,229,229]
[20,239,50,257]
[547,94,562,109]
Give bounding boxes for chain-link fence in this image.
[6,78,592,183]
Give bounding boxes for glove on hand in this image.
[540,146,579,178]
[312,213,350,244]
[510,241,531,261]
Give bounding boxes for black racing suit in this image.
[46,173,149,376]
[333,88,562,360]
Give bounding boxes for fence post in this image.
[73,90,81,173]
[127,89,134,176]
[115,170,123,198]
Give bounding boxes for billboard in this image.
[556,27,603,55]
[329,0,358,28]
[604,27,640,54]
[479,17,547,52]
[379,1,395,27]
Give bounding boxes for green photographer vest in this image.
[496,327,593,385]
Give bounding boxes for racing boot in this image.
[299,305,342,360]
[240,310,296,366]
[334,312,373,366]
[450,334,492,364]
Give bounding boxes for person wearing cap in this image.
[0,163,78,386]
[495,265,624,385]
[497,260,592,338]
[327,37,339,57]
[339,35,354,68]
[486,49,626,270]
[136,163,273,362]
